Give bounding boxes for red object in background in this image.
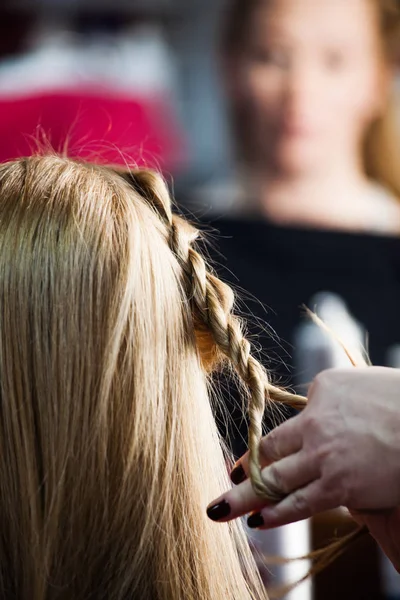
[0,89,186,171]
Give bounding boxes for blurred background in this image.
[1,0,400,599]
[0,0,231,189]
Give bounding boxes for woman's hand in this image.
[207,367,400,529]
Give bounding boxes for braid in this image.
[114,166,367,581]
[123,167,307,502]
[177,242,306,501]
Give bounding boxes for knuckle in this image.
[319,462,350,507]
[319,368,356,393]
[261,430,280,462]
[312,371,327,389]
[311,370,330,395]
[310,368,345,401]
[303,412,320,435]
[315,443,332,465]
[292,489,310,516]
[268,462,288,495]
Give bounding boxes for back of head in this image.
[0,155,267,599]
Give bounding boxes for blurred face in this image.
[233,0,387,175]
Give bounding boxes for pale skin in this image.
[229,0,400,233]
[207,367,400,571]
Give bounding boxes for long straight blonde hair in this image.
[0,155,279,599]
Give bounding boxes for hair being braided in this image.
[122,166,369,591]
[123,166,307,502]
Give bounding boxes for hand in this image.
[207,367,400,529]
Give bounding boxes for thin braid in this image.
[126,168,307,501]
[120,167,367,580]
[170,217,307,501]
[169,213,368,577]
[185,247,306,501]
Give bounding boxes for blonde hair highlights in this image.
[0,155,284,599]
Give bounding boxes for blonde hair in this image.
[0,154,308,599]
[0,155,308,600]
[222,0,400,200]
[3,151,382,598]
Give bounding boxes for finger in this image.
[208,452,316,523]
[230,414,304,485]
[260,451,319,499]
[207,478,270,523]
[247,479,336,530]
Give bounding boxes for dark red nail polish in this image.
[230,464,247,485]
[247,512,264,529]
[207,500,231,521]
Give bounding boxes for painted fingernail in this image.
[247,512,264,529]
[206,500,231,521]
[230,464,247,485]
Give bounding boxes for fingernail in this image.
[247,512,264,529]
[230,464,247,485]
[207,500,231,521]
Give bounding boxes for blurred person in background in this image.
[208,0,400,390]
[203,1,400,598]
